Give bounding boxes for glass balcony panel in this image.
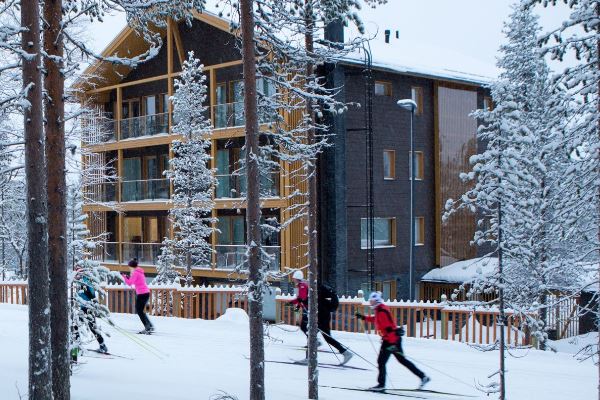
[83,182,117,203]
[215,244,280,271]
[102,242,119,263]
[122,243,162,265]
[214,171,279,199]
[121,179,170,202]
[120,112,169,139]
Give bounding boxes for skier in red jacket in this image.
[356,292,430,391]
[289,270,309,336]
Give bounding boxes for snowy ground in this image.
[0,304,595,400]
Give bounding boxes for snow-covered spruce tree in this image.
[443,3,565,398]
[158,52,216,287]
[525,0,599,395]
[67,183,111,362]
[0,179,27,279]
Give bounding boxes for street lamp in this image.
[397,99,417,300]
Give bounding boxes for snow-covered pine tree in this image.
[443,3,566,397]
[157,52,216,287]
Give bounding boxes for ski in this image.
[85,348,133,360]
[386,388,478,398]
[245,356,369,371]
[288,357,370,371]
[319,385,427,398]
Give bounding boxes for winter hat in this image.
[128,258,138,268]
[292,270,304,280]
[369,291,383,304]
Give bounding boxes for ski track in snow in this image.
[0,304,595,400]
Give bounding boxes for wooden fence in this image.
[0,281,247,320]
[276,293,531,347]
[0,281,579,343]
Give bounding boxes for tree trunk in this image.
[44,0,69,398]
[22,0,52,398]
[304,3,319,398]
[239,1,265,399]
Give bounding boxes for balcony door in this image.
[122,157,141,201]
[121,99,140,139]
[216,215,245,269]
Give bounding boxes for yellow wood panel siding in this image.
[437,85,478,266]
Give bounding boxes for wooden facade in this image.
[79,13,308,282]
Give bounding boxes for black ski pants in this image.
[135,292,153,330]
[76,307,104,345]
[377,339,424,386]
[300,308,347,354]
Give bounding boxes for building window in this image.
[362,280,397,300]
[374,81,392,97]
[409,151,424,180]
[415,217,425,246]
[411,86,424,115]
[383,150,395,180]
[361,218,396,249]
[483,96,493,111]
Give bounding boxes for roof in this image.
[78,2,495,92]
[421,257,497,283]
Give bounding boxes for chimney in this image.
[384,29,391,43]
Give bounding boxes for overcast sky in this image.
[84,1,571,79]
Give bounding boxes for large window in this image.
[361,218,396,249]
[415,217,425,246]
[383,150,395,180]
[409,151,424,180]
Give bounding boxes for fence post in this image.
[173,287,181,318]
[275,287,282,323]
[440,294,448,340]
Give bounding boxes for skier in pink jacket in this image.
[122,258,154,334]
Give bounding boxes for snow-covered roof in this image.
[421,257,497,283]
[343,5,495,85]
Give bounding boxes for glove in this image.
[354,312,364,320]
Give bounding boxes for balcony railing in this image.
[121,178,170,202]
[215,245,280,271]
[215,171,279,199]
[213,102,276,129]
[122,242,162,266]
[83,182,117,203]
[120,113,169,140]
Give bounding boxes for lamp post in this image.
[397,99,417,300]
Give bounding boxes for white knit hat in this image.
[369,291,383,304]
[292,270,304,280]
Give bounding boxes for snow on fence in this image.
[276,291,531,347]
[0,282,247,321]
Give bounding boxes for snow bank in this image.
[421,257,497,283]
[216,308,249,324]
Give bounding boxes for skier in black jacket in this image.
[318,283,353,365]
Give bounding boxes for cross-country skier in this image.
[318,283,353,365]
[73,267,107,356]
[355,292,430,391]
[289,269,309,336]
[122,258,154,334]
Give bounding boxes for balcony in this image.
[213,102,276,129]
[120,113,169,140]
[215,171,279,199]
[215,245,280,271]
[121,179,170,202]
